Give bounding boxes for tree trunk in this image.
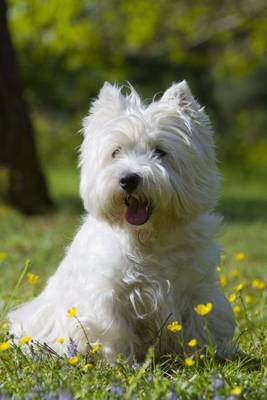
[0,0,53,214]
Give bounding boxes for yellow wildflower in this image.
[234,252,246,262]
[216,266,221,272]
[245,295,255,304]
[231,386,242,395]
[188,338,198,347]
[0,341,10,351]
[67,306,77,318]
[68,356,79,365]
[230,270,239,278]
[167,321,182,333]
[234,283,244,292]
[233,305,241,314]
[56,337,65,344]
[0,252,8,261]
[26,272,39,284]
[251,279,266,289]
[91,343,102,354]
[83,363,93,371]
[194,303,213,316]
[219,274,228,287]
[184,357,195,367]
[19,336,32,345]
[228,293,236,303]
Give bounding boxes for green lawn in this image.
[0,168,266,399]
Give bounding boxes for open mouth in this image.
[124,195,152,226]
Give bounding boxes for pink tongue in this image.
[126,198,149,226]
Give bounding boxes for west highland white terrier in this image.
[8,81,235,362]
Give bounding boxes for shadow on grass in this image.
[219,197,267,222]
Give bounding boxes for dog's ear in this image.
[161,80,201,112]
[83,82,126,135]
[94,82,126,113]
[160,80,213,135]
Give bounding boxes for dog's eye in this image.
[153,148,167,158]
[112,147,121,158]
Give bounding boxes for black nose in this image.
[119,173,141,193]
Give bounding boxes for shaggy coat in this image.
[8,81,235,362]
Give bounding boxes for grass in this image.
[0,167,266,399]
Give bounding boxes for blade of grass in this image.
[0,259,30,319]
[125,347,154,399]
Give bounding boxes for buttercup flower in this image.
[231,386,242,395]
[233,305,241,314]
[219,274,228,287]
[19,336,32,344]
[68,356,79,365]
[184,357,195,366]
[0,341,10,351]
[234,252,246,262]
[56,337,65,344]
[234,283,244,292]
[91,343,102,353]
[83,363,94,371]
[167,321,182,332]
[251,279,266,289]
[188,338,198,347]
[194,303,213,316]
[27,272,39,284]
[67,307,77,318]
[228,293,236,303]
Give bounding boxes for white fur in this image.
[8,81,234,362]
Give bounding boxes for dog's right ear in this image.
[93,82,126,115]
[83,82,126,135]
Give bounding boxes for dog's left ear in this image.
[161,80,201,113]
[160,80,213,136]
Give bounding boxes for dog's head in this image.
[79,81,219,229]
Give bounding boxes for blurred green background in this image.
[0,4,267,396]
[1,0,267,214]
[6,0,267,172]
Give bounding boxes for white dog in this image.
[8,81,235,362]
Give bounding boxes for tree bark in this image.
[0,0,53,214]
